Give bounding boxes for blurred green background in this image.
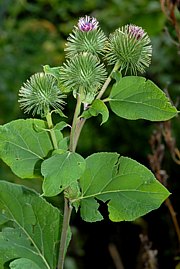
[0,0,180,268]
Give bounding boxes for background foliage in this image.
[0,0,180,268]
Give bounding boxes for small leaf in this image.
[54,122,69,151]
[80,198,103,222]
[43,65,61,81]
[81,99,109,124]
[54,121,69,131]
[10,258,41,269]
[111,70,122,82]
[0,181,64,269]
[109,76,178,121]
[42,152,86,197]
[0,119,63,178]
[77,152,170,222]
[55,109,68,118]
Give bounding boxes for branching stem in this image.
[57,62,121,269]
[57,95,83,269]
[69,94,82,152]
[96,61,121,99]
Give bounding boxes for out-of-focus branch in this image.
[162,121,180,165]
[108,243,125,269]
[148,123,180,244]
[160,0,180,44]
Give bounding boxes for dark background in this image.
[0,1,180,268]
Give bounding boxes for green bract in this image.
[59,52,107,103]
[19,73,66,117]
[105,25,152,74]
[65,27,107,58]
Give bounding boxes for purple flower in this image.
[78,15,99,32]
[128,24,145,39]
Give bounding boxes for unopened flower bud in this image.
[18,73,66,117]
[59,52,107,103]
[105,24,152,74]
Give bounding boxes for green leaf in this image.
[0,181,63,269]
[54,121,69,131]
[77,153,170,222]
[109,76,178,121]
[42,152,86,197]
[81,99,109,125]
[111,70,122,82]
[10,258,41,269]
[80,198,103,222]
[43,65,61,81]
[0,119,63,178]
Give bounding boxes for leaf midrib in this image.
[72,189,165,202]
[3,140,44,160]
[110,99,176,113]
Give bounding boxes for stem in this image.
[96,62,121,100]
[57,62,121,269]
[46,112,58,150]
[69,94,82,152]
[58,197,73,269]
[73,118,86,151]
[108,243,125,269]
[57,95,82,269]
[46,112,71,269]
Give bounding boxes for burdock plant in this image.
[0,15,178,269]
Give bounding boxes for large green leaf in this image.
[0,119,63,178]
[109,76,178,121]
[42,152,86,197]
[76,153,170,222]
[0,181,62,269]
[10,258,41,269]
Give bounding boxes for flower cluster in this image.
[18,16,152,116]
[61,15,108,103]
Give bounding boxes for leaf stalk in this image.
[96,61,121,99]
[46,112,58,150]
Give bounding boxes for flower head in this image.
[105,24,152,75]
[78,15,99,32]
[59,52,107,103]
[18,73,66,117]
[65,16,107,58]
[128,24,144,40]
